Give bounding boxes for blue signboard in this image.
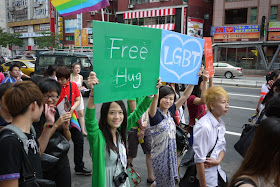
[214,25,260,34]
[160,30,204,85]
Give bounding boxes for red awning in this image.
[142,23,175,30]
[124,8,175,19]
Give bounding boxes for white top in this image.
[193,111,227,187]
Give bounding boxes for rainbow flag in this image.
[51,0,110,17]
[70,113,81,131]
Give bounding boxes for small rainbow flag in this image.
[70,113,81,131]
[51,0,110,17]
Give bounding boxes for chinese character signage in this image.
[214,25,260,42]
[269,22,280,31]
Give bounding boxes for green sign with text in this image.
[92,21,161,104]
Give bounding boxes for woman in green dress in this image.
[85,72,161,187]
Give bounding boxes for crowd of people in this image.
[0,61,279,187]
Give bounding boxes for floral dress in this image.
[149,104,178,187]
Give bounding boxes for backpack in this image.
[0,125,56,187]
[0,124,37,154]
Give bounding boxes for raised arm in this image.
[86,72,99,110]
[193,71,209,105]
[175,84,194,110]
[148,78,161,118]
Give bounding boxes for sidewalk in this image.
[213,75,266,88]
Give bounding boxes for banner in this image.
[160,30,204,85]
[74,29,81,47]
[187,18,203,38]
[92,21,161,104]
[203,37,214,78]
[81,29,88,46]
[269,22,280,31]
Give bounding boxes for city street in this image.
[68,82,261,187]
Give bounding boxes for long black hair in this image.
[229,117,280,186]
[262,79,280,105]
[158,85,176,107]
[266,70,280,83]
[191,76,203,97]
[99,101,128,155]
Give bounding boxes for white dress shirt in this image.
[193,111,227,187]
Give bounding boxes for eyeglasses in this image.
[44,95,59,100]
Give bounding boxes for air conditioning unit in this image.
[90,11,95,15]
[38,2,43,4]
[22,5,27,8]
[128,4,134,9]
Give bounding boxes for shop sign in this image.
[19,32,49,38]
[214,33,259,42]
[12,45,39,51]
[65,19,78,33]
[268,32,280,41]
[14,26,28,33]
[8,18,50,27]
[268,22,280,31]
[14,8,27,19]
[214,25,260,42]
[187,18,203,38]
[214,25,260,33]
[84,28,92,34]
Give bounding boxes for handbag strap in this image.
[113,135,126,177]
[206,130,219,158]
[0,132,37,184]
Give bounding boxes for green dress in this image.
[85,96,152,187]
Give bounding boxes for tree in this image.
[35,31,62,49]
[0,28,23,47]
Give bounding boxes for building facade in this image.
[213,0,280,71]
[116,0,213,38]
[6,0,51,54]
[63,0,117,48]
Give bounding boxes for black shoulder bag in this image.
[0,132,56,187]
[179,133,219,187]
[234,109,265,157]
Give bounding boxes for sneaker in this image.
[75,167,92,176]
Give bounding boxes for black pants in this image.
[70,127,85,171]
[43,155,71,187]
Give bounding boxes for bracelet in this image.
[89,93,94,97]
[44,123,53,128]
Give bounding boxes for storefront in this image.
[268,22,280,69]
[117,5,188,34]
[213,25,264,70]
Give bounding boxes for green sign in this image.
[92,21,161,104]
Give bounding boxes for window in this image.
[87,21,92,28]
[225,8,248,24]
[218,63,228,67]
[250,8,257,24]
[270,6,278,22]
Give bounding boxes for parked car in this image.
[213,62,243,79]
[35,50,93,96]
[1,59,35,76]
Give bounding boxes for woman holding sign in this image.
[85,72,161,187]
[148,84,194,187]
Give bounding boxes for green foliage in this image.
[35,31,62,49]
[0,28,23,47]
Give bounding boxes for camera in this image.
[113,171,128,187]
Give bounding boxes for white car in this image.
[213,62,243,79]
